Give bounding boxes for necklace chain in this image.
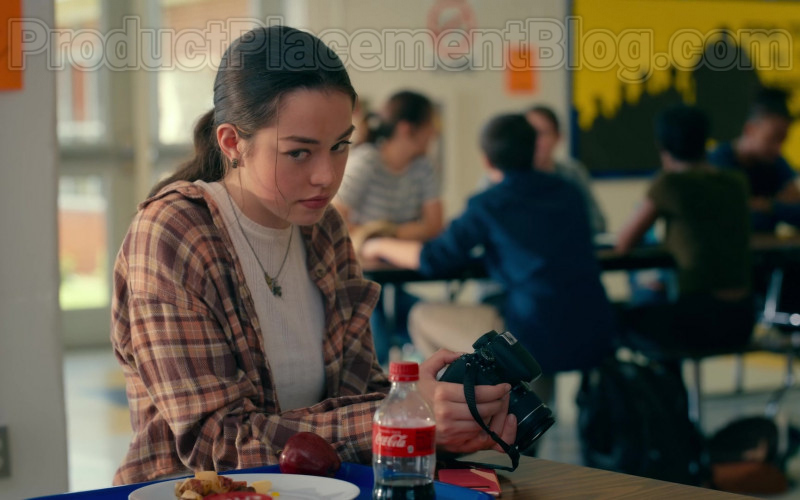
[224,182,293,298]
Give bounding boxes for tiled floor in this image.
[63,349,132,492]
[64,346,800,497]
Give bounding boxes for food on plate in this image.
[174,471,275,499]
[250,480,274,495]
[279,432,342,477]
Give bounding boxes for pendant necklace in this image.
[224,182,293,298]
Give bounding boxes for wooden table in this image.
[468,452,753,499]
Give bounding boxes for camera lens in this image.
[509,388,555,452]
[515,404,555,452]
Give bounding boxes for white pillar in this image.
[0,0,69,497]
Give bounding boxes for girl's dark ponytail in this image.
[147,109,224,198]
[364,112,394,145]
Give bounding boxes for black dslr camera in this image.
[439,331,555,456]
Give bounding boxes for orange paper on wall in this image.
[0,0,23,91]
[506,45,537,95]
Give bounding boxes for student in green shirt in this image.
[616,105,754,357]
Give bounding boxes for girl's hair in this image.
[148,25,357,198]
[365,90,433,144]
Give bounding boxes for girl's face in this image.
[230,89,355,228]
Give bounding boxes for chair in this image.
[620,300,758,428]
[758,268,800,417]
[660,345,758,427]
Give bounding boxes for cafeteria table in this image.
[362,234,800,284]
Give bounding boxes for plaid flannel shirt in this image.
[111,182,388,485]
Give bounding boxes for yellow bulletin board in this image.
[0,0,23,91]
[571,0,800,175]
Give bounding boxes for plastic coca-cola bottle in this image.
[372,361,436,499]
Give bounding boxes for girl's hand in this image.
[418,349,517,453]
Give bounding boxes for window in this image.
[55,0,106,144]
[56,0,110,312]
[158,0,252,144]
[58,175,109,310]
[54,0,265,337]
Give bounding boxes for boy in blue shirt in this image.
[362,114,615,377]
[708,87,800,232]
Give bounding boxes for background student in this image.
[616,105,754,362]
[526,105,607,235]
[334,90,442,363]
[708,87,800,232]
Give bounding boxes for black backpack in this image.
[576,357,708,485]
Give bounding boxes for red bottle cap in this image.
[389,361,419,382]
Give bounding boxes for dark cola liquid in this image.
[372,477,436,499]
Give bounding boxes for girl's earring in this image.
[232,158,239,169]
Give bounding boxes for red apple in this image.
[279,432,342,477]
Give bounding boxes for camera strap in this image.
[459,362,520,472]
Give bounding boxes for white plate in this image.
[129,473,361,500]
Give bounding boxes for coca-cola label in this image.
[372,424,436,457]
